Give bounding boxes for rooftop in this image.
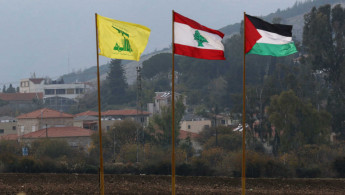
[17,108,74,119]
[29,78,45,84]
[0,93,43,101]
[102,109,150,116]
[179,130,200,140]
[74,110,98,117]
[22,126,94,138]
[0,134,18,141]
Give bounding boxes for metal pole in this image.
[95,13,105,195]
[171,10,176,195]
[242,12,247,195]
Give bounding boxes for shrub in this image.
[333,156,345,177]
[296,167,321,178]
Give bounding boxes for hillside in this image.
[59,0,345,86]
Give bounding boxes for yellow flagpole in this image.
[171,10,176,195]
[242,12,247,195]
[95,13,105,195]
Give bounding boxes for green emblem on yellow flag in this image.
[97,14,150,61]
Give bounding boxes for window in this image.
[12,126,16,130]
[0,129,4,134]
[75,88,84,94]
[21,126,24,133]
[45,89,55,95]
[66,89,74,94]
[56,89,66,94]
[221,120,226,125]
[76,88,84,94]
[188,125,191,129]
[32,126,36,132]
[106,126,110,131]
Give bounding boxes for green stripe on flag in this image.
[248,42,297,57]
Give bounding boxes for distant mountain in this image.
[60,0,345,86]
[220,0,345,42]
[60,48,171,85]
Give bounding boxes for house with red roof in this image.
[17,108,74,136]
[73,109,151,131]
[0,134,18,141]
[21,126,94,151]
[73,115,98,130]
[0,92,43,111]
[74,110,98,117]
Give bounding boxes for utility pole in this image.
[136,66,143,163]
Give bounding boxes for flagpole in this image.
[95,13,105,195]
[171,10,176,195]
[242,12,246,195]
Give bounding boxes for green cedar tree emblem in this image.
[194,30,208,47]
[112,26,133,53]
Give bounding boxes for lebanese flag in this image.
[245,14,297,57]
[173,11,225,60]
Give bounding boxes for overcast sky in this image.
[0,0,297,86]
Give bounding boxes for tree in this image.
[6,84,16,93]
[303,4,345,137]
[149,97,185,147]
[102,59,128,106]
[2,85,6,93]
[268,90,331,152]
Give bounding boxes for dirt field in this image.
[0,174,344,194]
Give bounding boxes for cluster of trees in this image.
[2,84,17,93]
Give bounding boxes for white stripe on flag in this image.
[174,22,224,51]
[257,29,293,45]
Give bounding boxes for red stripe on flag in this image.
[174,12,224,38]
[174,44,225,60]
[245,15,262,53]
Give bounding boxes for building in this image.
[16,108,74,136]
[0,116,17,135]
[73,115,98,131]
[212,114,234,127]
[101,109,151,131]
[19,78,45,93]
[147,91,186,115]
[0,92,43,111]
[19,77,92,112]
[21,126,94,151]
[180,113,211,134]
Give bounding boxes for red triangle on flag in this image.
[245,15,262,53]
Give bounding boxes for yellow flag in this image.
[97,14,151,61]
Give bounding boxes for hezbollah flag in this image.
[173,11,225,60]
[96,14,150,61]
[245,14,297,56]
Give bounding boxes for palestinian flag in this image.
[245,14,297,56]
[173,11,225,60]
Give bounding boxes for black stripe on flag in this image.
[246,14,292,37]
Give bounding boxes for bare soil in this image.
[0,174,344,194]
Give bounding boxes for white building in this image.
[147,91,186,115]
[20,78,45,93]
[19,77,91,102]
